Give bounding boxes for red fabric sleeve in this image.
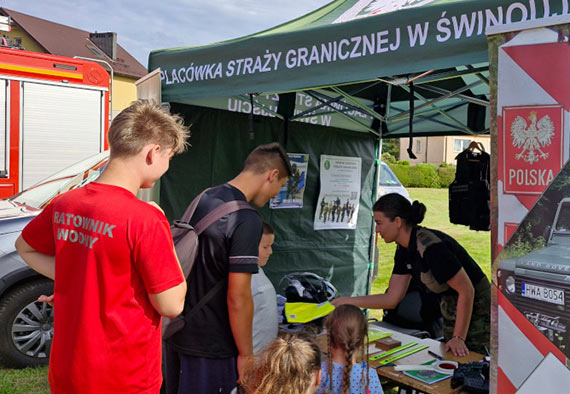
[133,217,184,294]
[21,203,56,256]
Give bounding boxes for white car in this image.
[377,162,412,201]
[0,152,109,368]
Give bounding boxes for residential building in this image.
[399,135,491,165]
[0,8,147,118]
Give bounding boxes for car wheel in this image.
[0,278,54,368]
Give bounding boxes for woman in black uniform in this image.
[333,193,490,356]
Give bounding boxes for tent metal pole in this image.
[289,92,345,120]
[288,88,363,120]
[308,90,373,118]
[388,80,483,122]
[368,135,382,297]
[305,92,380,136]
[392,66,489,85]
[391,103,469,122]
[330,86,385,122]
[367,81,391,296]
[390,84,480,134]
[291,90,371,121]
[385,84,392,119]
[416,84,490,107]
[289,81,382,120]
[387,102,473,134]
[466,65,490,85]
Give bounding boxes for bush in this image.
[389,163,410,185]
[437,167,456,188]
[388,163,456,188]
[411,164,440,187]
[382,152,396,163]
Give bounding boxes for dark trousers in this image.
[163,343,238,394]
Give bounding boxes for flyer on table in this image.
[314,155,361,230]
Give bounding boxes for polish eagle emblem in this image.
[511,111,555,164]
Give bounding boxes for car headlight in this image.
[505,276,515,293]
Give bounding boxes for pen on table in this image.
[428,350,443,360]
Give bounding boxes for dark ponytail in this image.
[410,200,426,225]
[373,193,426,226]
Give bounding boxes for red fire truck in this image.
[0,47,110,198]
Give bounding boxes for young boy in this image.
[165,142,291,394]
[251,222,279,353]
[15,100,189,394]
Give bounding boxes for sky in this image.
[2,0,331,67]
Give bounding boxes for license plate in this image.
[522,282,565,306]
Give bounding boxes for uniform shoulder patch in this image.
[416,228,442,257]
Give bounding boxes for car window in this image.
[9,152,109,209]
[379,163,402,186]
[555,203,570,233]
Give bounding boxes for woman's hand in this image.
[331,297,351,307]
[331,276,411,310]
[445,336,469,357]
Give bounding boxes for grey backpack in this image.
[162,189,255,339]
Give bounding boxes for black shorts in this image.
[164,343,238,394]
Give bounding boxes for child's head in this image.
[242,333,321,394]
[324,304,369,394]
[107,100,189,160]
[258,222,275,267]
[326,304,367,354]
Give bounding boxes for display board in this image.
[489,17,570,394]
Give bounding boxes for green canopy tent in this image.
[149,0,565,297]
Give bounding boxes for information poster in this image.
[314,155,361,230]
[270,153,309,209]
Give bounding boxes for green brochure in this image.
[402,360,452,385]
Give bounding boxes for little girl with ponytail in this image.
[316,305,383,394]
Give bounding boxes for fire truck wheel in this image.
[0,278,53,368]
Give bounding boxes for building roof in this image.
[1,8,147,79]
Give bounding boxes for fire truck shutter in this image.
[21,82,104,189]
[0,79,6,176]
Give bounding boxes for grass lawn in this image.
[0,366,49,394]
[368,187,491,321]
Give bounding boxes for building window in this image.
[416,140,422,153]
[453,138,471,152]
[87,44,104,58]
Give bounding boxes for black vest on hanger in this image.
[449,149,490,231]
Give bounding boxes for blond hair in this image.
[107,100,189,158]
[325,304,370,394]
[241,334,321,394]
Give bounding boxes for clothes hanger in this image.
[464,141,487,162]
[467,141,484,152]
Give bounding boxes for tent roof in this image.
[149,0,562,137]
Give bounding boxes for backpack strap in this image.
[179,188,210,224]
[176,198,256,327]
[194,200,255,235]
[184,280,226,323]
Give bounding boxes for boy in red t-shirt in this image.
[15,100,189,394]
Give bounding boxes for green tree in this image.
[382,138,400,160]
